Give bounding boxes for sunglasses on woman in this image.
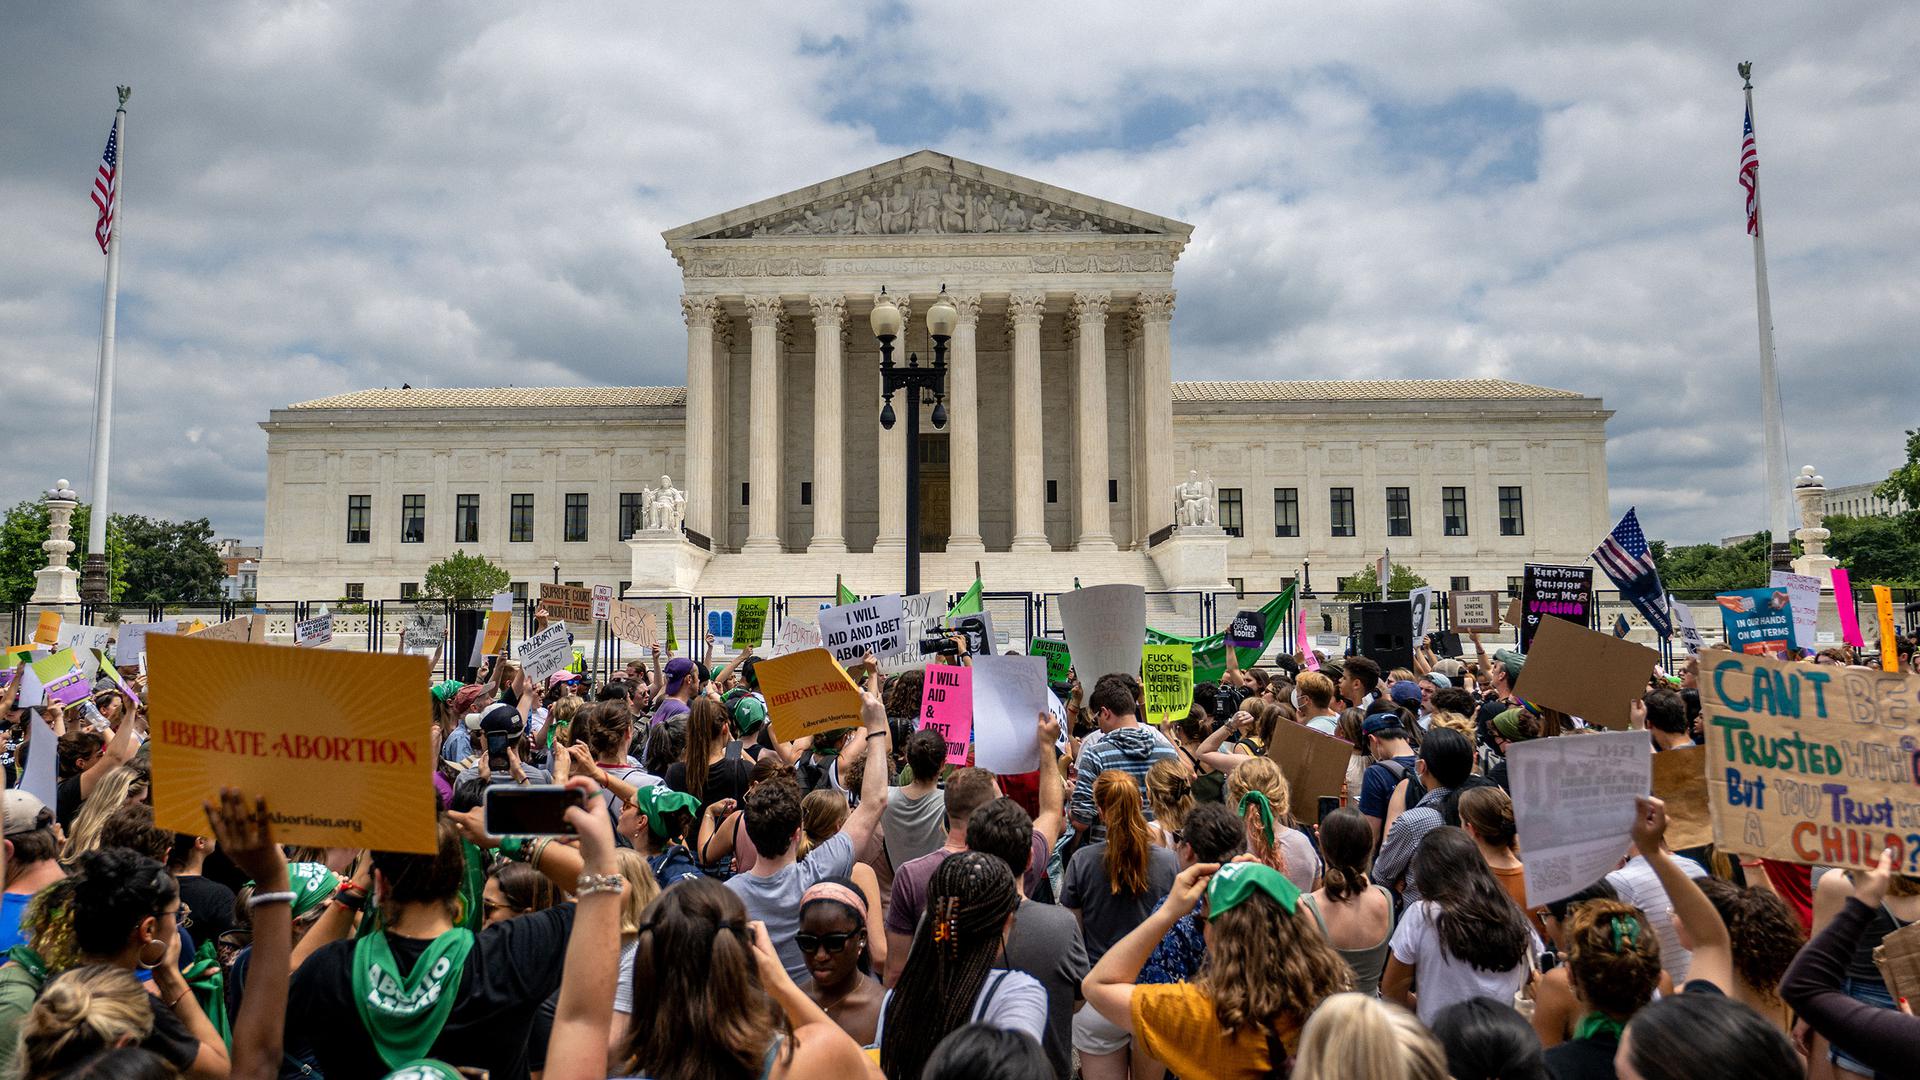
[794,931,860,954]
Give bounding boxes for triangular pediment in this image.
[664,150,1192,243]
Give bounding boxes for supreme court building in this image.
[257,152,1612,602]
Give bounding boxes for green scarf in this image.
[183,938,230,1046]
[5,946,45,982]
[459,840,486,931]
[350,928,475,1068]
[1238,790,1277,852]
[1573,1011,1625,1043]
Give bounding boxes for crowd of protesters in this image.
[0,604,1915,1079]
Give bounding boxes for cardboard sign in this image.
[1448,591,1502,634]
[1521,564,1593,652]
[773,618,820,656]
[756,647,863,741]
[481,610,513,656]
[1504,597,1523,631]
[1701,651,1920,869]
[1058,584,1147,684]
[191,615,259,644]
[1513,616,1660,730]
[1770,571,1822,652]
[514,622,573,684]
[293,614,334,648]
[970,655,1046,775]
[1832,568,1865,649]
[1029,638,1073,685]
[1671,600,1706,657]
[539,583,594,624]
[1408,587,1435,643]
[1651,746,1714,850]
[30,649,89,706]
[56,625,113,679]
[1509,730,1651,907]
[115,621,175,667]
[1873,586,1899,672]
[591,584,613,621]
[32,612,61,648]
[145,635,436,853]
[1141,643,1193,724]
[1226,610,1265,650]
[1265,721,1354,824]
[818,594,906,664]
[607,599,655,650]
[733,597,771,650]
[919,664,973,766]
[1715,588,1793,658]
[400,610,444,655]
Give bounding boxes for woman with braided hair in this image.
[1541,899,1663,1078]
[1086,860,1352,1078]
[877,851,1045,1080]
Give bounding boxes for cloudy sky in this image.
[3,2,1914,546]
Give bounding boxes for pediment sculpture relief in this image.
[699,171,1154,239]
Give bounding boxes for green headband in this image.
[1206,861,1301,918]
[1492,707,1528,741]
[254,862,341,919]
[637,786,702,838]
[1237,790,1276,851]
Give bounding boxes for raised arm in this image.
[1782,848,1920,1074]
[544,776,627,1080]
[80,702,142,799]
[1084,863,1216,1027]
[1033,711,1066,851]
[207,790,291,1080]
[840,674,892,852]
[1632,795,1732,993]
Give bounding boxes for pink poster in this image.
[918,663,973,766]
[1299,607,1319,671]
[1832,568,1865,648]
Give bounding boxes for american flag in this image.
[1593,508,1672,637]
[1739,102,1759,236]
[93,124,118,253]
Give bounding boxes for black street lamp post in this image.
[872,286,954,597]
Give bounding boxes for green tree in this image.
[1651,532,1772,593]
[422,550,511,600]
[1876,428,1920,510]
[113,515,226,603]
[1340,562,1430,597]
[0,501,131,603]
[1827,513,1920,586]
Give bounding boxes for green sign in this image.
[733,597,771,649]
[1029,638,1072,685]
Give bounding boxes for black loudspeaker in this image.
[453,607,484,683]
[1347,601,1415,673]
[1431,631,1464,657]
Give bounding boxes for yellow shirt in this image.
[1130,983,1296,1080]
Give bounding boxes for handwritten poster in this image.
[1141,643,1193,724]
[918,663,973,766]
[607,599,656,650]
[1769,571,1821,652]
[1449,590,1501,634]
[1509,730,1651,907]
[1028,638,1073,685]
[817,594,905,664]
[538,583,594,624]
[514,622,573,683]
[1520,564,1592,652]
[1702,651,1920,869]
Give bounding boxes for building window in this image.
[1108,479,1118,503]
[455,494,479,544]
[1335,576,1354,593]
[510,582,529,603]
[399,582,419,600]
[346,495,370,544]
[619,493,643,540]
[1329,487,1355,538]
[1273,488,1299,537]
[1506,575,1523,598]
[1386,487,1412,537]
[1443,487,1469,536]
[617,580,631,598]
[742,482,750,506]
[1499,487,1525,536]
[565,493,589,542]
[1227,577,1246,597]
[343,582,364,601]
[1047,480,1058,503]
[510,494,534,543]
[801,482,812,506]
[401,495,425,544]
[1450,576,1471,591]
[1219,488,1243,537]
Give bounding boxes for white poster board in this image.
[774,619,821,657]
[56,624,113,679]
[1768,570,1821,652]
[969,654,1047,775]
[1057,584,1147,684]
[882,592,944,674]
[293,614,334,648]
[1509,730,1650,907]
[514,622,574,684]
[817,594,906,664]
[116,621,176,666]
[1671,600,1705,656]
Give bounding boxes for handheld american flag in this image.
[1593,508,1672,638]
[93,124,118,253]
[1739,102,1759,236]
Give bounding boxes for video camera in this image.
[916,613,993,658]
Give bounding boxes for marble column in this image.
[946,293,985,554]
[1072,291,1116,551]
[808,294,848,553]
[1137,290,1177,544]
[1007,291,1050,552]
[741,295,784,554]
[873,294,912,554]
[710,317,733,550]
[680,295,721,540]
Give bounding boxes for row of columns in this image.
[680,288,1176,554]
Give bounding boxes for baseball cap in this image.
[1493,648,1526,684]
[1422,672,1452,689]
[3,791,52,837]
[1362,713,1408,739]
[1388,680,1423,709]
[664,657,696,695]
[476,702,526,753]
[730,694,769,735]
[546,671,580,689]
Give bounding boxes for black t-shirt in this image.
[146,995,206,1070]
[663,742,755,815]
[55,775,83,831]
[287,903,575,1080]
[1544,1031,1618,1080]
[175,875,237,944]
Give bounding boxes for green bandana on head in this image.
[383,1060,465,1080]
[1237,790,1276,851]
[430,680,464,704]
[351,928,476,1068]
[637,785,702,838]
[284,863,342,919]
[1206,861,1301,918]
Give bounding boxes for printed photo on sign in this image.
[1715,587,1793,658]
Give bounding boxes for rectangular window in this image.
[618,580,631,598]
[742,482,750,506]
[564,493,589,543]
[346,495,370,544]
[1386,487,1412,537]
[1273,488,1299,537]
[454,495,479,544]
[1499,486,1525,536]
[399,582,419,600]
[510,494,534,543]
[400,495,425,544]
[1329,487,1355,537]
[1450,576,1471,592]
[1047,480,1058,504]
[1108,479,1118,504]
[1443,487,1469,536]
[1506,575,1524,598]
[801,482,813,506]
[619,493,643,540]
[1219,488,1243,537]
[343,582,364,601]
[1228,577,1246,597]
[510,582,529,603]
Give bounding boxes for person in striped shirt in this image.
[1070,673,1179,839]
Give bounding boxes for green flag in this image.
[1145,584,1296,685]
[836,578,858,606]
[665,604,677,653]
[947,576,983,618]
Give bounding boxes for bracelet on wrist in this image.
[574,873,625,898]
[332,890,367,912]
[248,890,297,910]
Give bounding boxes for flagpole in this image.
[81,85,130,603]
[1740,63,1794,570]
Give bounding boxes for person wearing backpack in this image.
[1356,714,1417,849]
[1372,729,1491,905]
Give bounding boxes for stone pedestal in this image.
[30,481,81,605]
[1791,554,1840,589]
[626,532,713,595]
[1147,526,1231,591]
